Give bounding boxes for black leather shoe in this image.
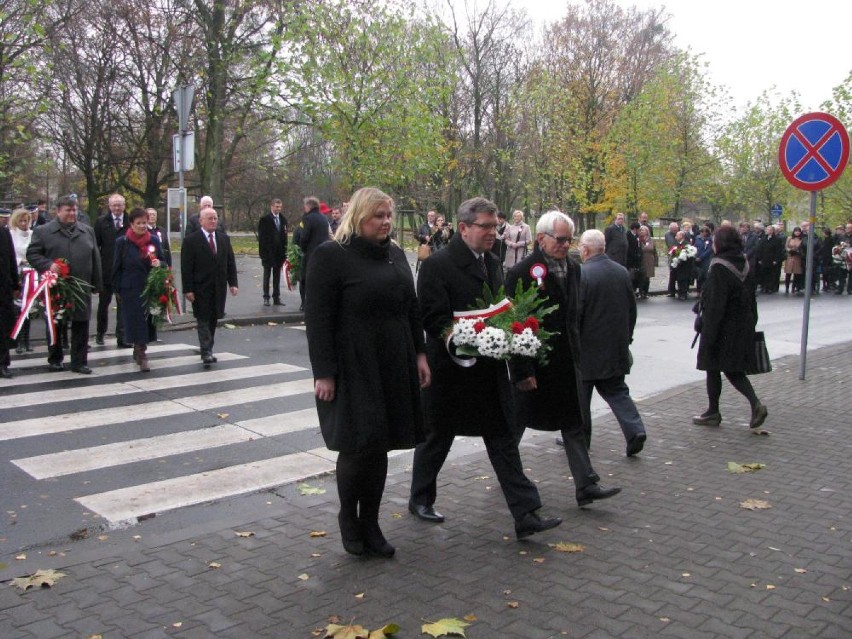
[263,299,270,306]
[554,437,564,447]
[95,334,105,345]
[749,403,768,429]
[514,510,562,539]
[408,502,444,523]
[273,299,285,306]
[626,432,647,457]
[576,484,622,507]
[117,341,133,349]
[201,354,217,365]
[692,412,722,426]
[71,365,93,375]
[48,362,66,372]
[0,366,13,379]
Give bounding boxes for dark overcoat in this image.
[113,233,164,344]
[305,236,425,453]
[180,229,238,321]
[257,212,288,268]
[297,207,330,282]
[26,219,102,321]
[150,225,172,267]
[578,253,637,380]
[697,251,757,372]
[94,212,129,288]
[604,223,628,266]
[417,233,514,437]
[0,228,19,339]
[505,245,586,431]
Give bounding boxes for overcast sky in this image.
[511,0,850,112]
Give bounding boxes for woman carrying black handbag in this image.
[692,225,768,429]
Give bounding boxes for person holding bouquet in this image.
[410,196,562,540]
[506,212,622,503]
[27,195,101,374]
[305,187,431,558]
[113,207,164,372]
[670,231,695,300]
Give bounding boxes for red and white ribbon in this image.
[283,259,294,291]
[452,298,513,321]
[12,271,58,343]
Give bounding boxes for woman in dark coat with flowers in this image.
[305,187,430,558]
[693,225,767,429]
[113,207,164,372]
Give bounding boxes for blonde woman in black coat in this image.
[693,226,767,429]
[306,187,430,558]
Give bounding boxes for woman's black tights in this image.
[706,370,758,414]
[336,451,388,532]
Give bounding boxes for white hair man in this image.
[577,229,648,457]
[505,212,624,504]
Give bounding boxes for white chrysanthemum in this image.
[149,306,162,316]
[684,245,698,258]
[510,328,541,357]
[452,318,479,346]
[475,326,510,358]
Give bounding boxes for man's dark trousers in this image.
[582,376,645,447]
[262,264,282,301]
[48,319,89,368]
[410,430,541,520]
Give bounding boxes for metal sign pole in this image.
[798,191,817,380]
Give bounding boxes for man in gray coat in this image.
[27,195,102,374]
[578,229,647,457]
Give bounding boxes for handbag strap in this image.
[709,257,749,282]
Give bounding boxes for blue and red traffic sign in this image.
[778,112,849,191]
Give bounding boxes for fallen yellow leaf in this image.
[355,592,365,599]
[172,622,183,628]
[234,531,255,538]
[97,535,108,541]
[15,553,26,560]
[507,601,519,609]
[298,573,310,581]
[217,413,229,419]
[550,542,585,553]
[740,499,772,510]
[766,584,776,590]
[794,568,808,574]
[309,530,327,538]
[208,562,222,569]
[533,558,545,564]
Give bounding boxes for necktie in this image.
[477,254,488,279]
[114,217,122,230]
[274,215,280,231]
[208,233,217,255]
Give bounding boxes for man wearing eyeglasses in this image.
[506,211,623,507]
[577,229,648,457]
[410,197,562,540]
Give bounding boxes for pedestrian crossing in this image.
[1,339,338,528]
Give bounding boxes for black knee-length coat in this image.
[305,236,425,453]
[697,251,757,373]
[417,234,515,437]
[113,233,164,344]
[505,245,586,431]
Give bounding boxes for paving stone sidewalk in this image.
[1,345,850,638]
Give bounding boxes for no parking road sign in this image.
[778,112,849,191]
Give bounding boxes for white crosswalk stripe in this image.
[2,342,339,526]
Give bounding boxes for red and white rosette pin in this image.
[530,263,548,286]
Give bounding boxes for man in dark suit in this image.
[0,224,19,378]
[296,195,330,310]
[409,196,562,540]
[31,199,50,228]
[257,197,288,306]
[506,211,622,506]
[27,195,102,374]
[181,207,238,366]
[93,193,129,346]
[638,211,653,237]
[625,221,643,294]
[577,229,647,457]
[186,196,227,236]
[604,212,628,266]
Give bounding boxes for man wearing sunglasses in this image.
[506,211,623,507]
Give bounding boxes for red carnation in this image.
[511,321,525,334]
[523,316,540,333]
[54,259,71,278]
[473,321,486,333]
[159,294,169,303]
